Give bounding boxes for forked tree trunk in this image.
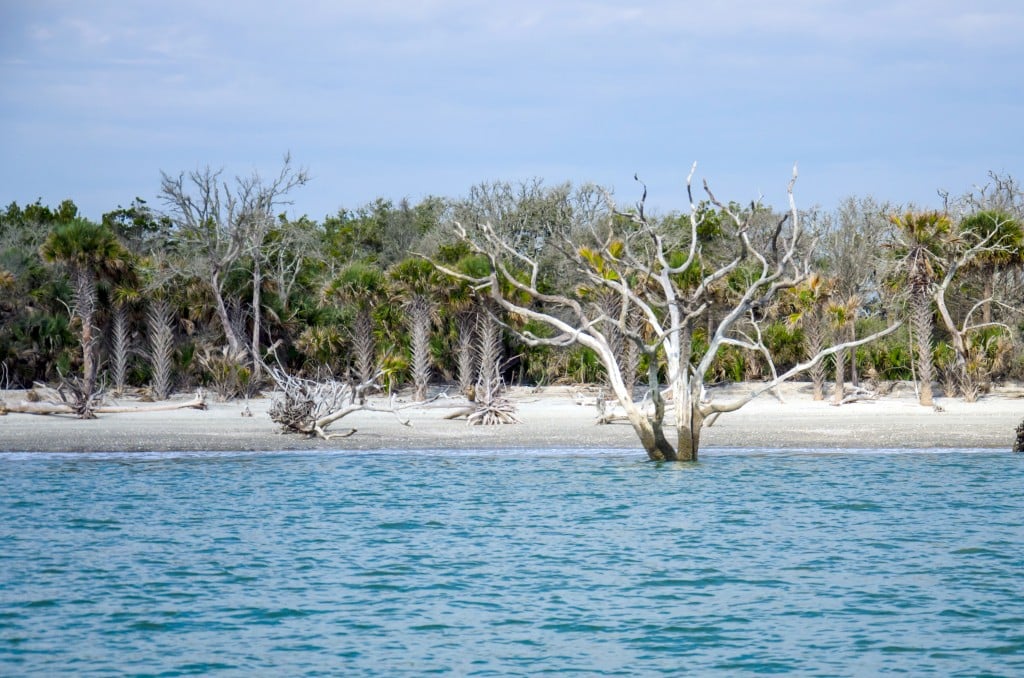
[211,270,244,357]
[674,399,704,462]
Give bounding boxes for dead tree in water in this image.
[433,165,901,461]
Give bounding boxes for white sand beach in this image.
[2,381,1023,454]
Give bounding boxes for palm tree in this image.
[784,274,834,401]
[324,262,386,388]
[389,257,441,401]
[435,259,478,398]
[109,283,142,395]
[888,211,952,407]
[827,294,861,405]
[40,218,131,411]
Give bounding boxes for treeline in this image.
[1,162,1021,404]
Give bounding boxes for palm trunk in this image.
[352,306,376,404]
[74,269,99,401]
[848,323,859,387]
[832,347,845,405]
[111,303,130,395]
[805,316,826,400]
[477,309,503,388]
[408,295,432,401]
[911,294,934,407]
[456,313,476,398]
[148,299,175,400]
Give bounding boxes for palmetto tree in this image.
[324,262,386,388]
[888,211,952,407]
[40,218,131,411]
[784,273,834,401]
[109,282,142,395]
[389,257,441,401]
[827,294,862,405]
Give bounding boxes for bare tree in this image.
[434,165,901,461]
[818,196,893,386]
[159,155,308,367]
[932,212,1023,401]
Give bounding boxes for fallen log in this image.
[0,391,207,416]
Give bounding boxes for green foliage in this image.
[762,321,804,368]
[565,346,604,384]
[40,218,132,280]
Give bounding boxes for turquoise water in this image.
[1,448,1022,676]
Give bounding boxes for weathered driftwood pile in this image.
[268,368,426,439]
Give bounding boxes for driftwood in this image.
[836,385,882,406]
[443,374,520,425]
[268,368,435,440]
[0,390,207,416]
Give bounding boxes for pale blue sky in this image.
[1,1,1022,221]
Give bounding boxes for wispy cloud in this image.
[1,0,1021,219]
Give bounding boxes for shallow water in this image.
[1,448,1022,675]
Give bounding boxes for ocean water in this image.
[1,447,1022,676]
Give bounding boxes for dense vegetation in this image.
[1,165,1021,407]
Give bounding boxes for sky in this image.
[1,1,1022,222]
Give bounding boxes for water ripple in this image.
[1,448,1022,675]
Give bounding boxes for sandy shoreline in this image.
[2,382,1023,454]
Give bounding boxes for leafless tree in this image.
[434,165,901,461]
[932,212,1022,401]
[159,154,308,368]
[817,196,894,386]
